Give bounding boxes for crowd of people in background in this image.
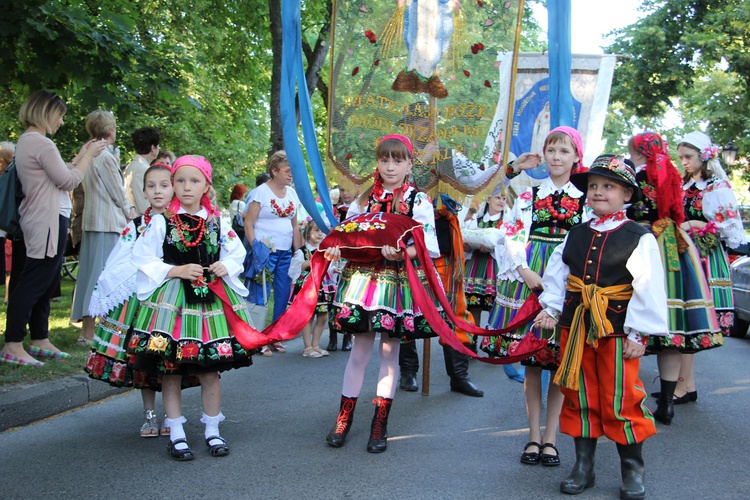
[0,90,747,497]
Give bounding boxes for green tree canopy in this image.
[605,0,749,163]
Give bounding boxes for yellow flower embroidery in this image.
[148,334,168,353]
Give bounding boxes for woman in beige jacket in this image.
[0,90,106,367]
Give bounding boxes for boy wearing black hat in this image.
[533,155,668,500]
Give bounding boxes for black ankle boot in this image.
[616,442,646,500]
[653,379,676,425]
[341,334,352,351]
[560,438,597,495]
[366,397,392,453]
[399,341,419,391]
[326,396,357,447]
[326,332,338,352]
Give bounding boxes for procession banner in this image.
[327,0,525,199]
[485,52,616,199]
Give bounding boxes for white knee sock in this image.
[164,416,188,450]
[201,412,225,446]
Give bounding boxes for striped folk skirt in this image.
[130,278,254,376]
[328,258,450,340]
[464,251,499,311]
[703,243,734,335]
[647,231,723,353]
[483,229,566,369]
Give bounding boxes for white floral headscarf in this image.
[679,131,728,180]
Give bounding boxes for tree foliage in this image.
[605,0,750,164]
[0,0,543,201]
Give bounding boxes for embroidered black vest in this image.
[163,214,220,304]
[626,169,659,225]
[366,187,418,217]
[558,221,649,333]
[530,186,587,232]
[683,184,708,223]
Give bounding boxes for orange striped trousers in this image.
[558,327,657,445]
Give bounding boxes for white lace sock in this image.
[164,416,188,450]
[201,412,225,447]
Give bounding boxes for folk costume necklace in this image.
[534,193,580,221]
[371,172,413,214]
[173,212,206,248]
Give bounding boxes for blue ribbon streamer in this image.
[548,0,574,128]
[281,0,337,232]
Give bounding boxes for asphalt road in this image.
[1,335,748,499]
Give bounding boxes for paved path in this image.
[1,335,748,499]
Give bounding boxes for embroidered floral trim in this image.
[593,210,626,226]
[270,198,295,218]
[334,220,387,233]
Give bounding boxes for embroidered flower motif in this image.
[148,334,169,353]
[504,219,524,237]
[338,306,352,319]
[270,198,295,218]
[519,191,532,201]
[179,342,200,359]
[670,334,684,347]
[380,313,395,330]
[403,316,415,332]
[111,362,126,382]
[217,342,233,357]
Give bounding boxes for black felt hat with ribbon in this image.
[570,154,642,203]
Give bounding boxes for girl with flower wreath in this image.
[668,131,743,408]
[130,155,254,461]
[288,218,335,358]
[483,126,590,468]
[323,134,442,454]
[626,132,721,426]
[679,131,745,334]
[86,164,199,438]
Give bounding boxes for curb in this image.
[0,375,130,432]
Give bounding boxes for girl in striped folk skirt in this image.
[483,127,590,467]
[87,164,197,438]
[462,185,506,333]
[324,135,444,454]
[627,132,721,426]
[130,156,254,461]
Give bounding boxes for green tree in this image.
[606,0,749,163]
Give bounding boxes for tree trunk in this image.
[269,0,284,154]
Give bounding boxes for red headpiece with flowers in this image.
[632,133,684,225]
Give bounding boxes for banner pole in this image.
[500,0,526,196]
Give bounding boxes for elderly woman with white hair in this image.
[70,109,135,345]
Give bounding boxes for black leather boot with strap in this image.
[560,437,597,495]
[366,397,393,453]
[616,442,646,500]
[326,395,357,448]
